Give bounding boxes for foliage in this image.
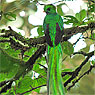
[37,25,44,37]
[0,0,95,95]
[0,48,20,73]
[4,12,16,21]
[64,9,87,26]
[62,41,74,55]
[57,3,67,16]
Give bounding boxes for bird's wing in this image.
[55,15,64,46]
[43,14,64,46]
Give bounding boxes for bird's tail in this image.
[47,43,65,95]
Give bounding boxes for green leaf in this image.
[5,47,21,58]
[91,59,95,65]
[64,15,79,26]
[0,48,23,73]
[62,68,73,72]
[37,25,44,37]
[88,4,95,13]
[5,90,15,95]
[4,12,16,21]
[91,33,95,39]
[33,64,47,78]
[0,41,10,50]
[16,76,46,93]
[64,9,87,26]
[75,9,87,22]
[57,3,66,16]
[62,68,73,82]
[33,63,40,71]
[36,57,46,65]
[0,73,14,82]
[16,77,33,93]
[62,75,71,82]
[24,47,37,61]
[62,41,74,55]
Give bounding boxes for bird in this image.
[43,4,65,95]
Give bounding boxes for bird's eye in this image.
[47,8,50,11]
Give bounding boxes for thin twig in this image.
[38,63,47,71]
[19,84,46,95]
[89,0,95,3]
[64,51,94,87]
[73,51,89,56]
[67,65,95,90]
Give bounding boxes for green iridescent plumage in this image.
[43,4,65,95]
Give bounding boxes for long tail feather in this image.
[47,43,65,95]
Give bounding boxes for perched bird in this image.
[43,4,65,95]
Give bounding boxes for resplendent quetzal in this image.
[43,4,65,95]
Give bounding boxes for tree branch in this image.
[0,80,13,94]
[9,38,29,51]
[73,51,90,56]
[0,39,10,43]
[13,45,46,80]
[0,22,95,48]
[0,21,95,94]
[64,51,94,87]
[25,45,46,68]
[1,26,30,45]
[0,45,46,94]
[67,65,95,90]
[0,80,10,87]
